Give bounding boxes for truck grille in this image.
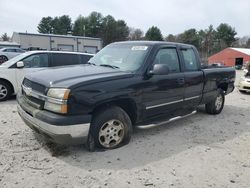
[22,78,47,109]
[23,78,46,94]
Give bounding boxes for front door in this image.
[143,47,185,119]
[15,53,49,90]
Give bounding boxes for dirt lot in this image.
[0,70,250,188]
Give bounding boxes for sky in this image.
[0,0,250,38]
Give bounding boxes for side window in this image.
[80,55,93,64]
[16,49,24,53]
[6,49,16,52]
[51,53,79,67]
[22,53,49,68]
[154,48,180,73]
[181,48,199,71]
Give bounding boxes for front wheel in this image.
[0,81,11,101]
[88,106,132,150]
[205,89,225,114]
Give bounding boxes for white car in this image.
[0,51,93,101]
[0,47,25,64]
[238,74,250,93]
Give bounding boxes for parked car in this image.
[17,41,235,151]
[210,63,224,67]
[235,64,243,70]
[0,47,25,64]
[238,73,250,93]
[0,51,93,101]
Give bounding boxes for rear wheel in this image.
[0,81,11,101]
[0,56,8,64]
[88,106,132,150]
[205,89,225,114]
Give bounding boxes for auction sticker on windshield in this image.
[131,46,148,51]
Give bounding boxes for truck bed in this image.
[201,66,235,104]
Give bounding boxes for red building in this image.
[208,48,250,67]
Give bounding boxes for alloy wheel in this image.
[98,119,125,148]
[0,84,8,100]
[215,94,223,111]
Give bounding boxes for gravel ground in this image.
[0,70,250,188]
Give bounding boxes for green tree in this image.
[178,29,200,49]
[246,38,250,48]
[87,12,103,37]
[198,25,217,59]
[1,33,10,41]
[37,16,53,33]
[38,15,72,35]
[145,26,163,41]
[100,15,129,46]
[72,15,88,36]
[165,34,176,42]
[100,15,117,45]
[216,23,237,48]
[73,12,104,38]
[115,20,129,41]
[53,15,72,35]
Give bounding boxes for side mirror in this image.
[148,64,170,76]
[16,61,24,68]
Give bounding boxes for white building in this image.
[12,32,102,54]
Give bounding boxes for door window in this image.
[16,49,25,53]
[51,53,79,67]
[80,54,93,64]
[181,48,199,71]
[5,49,16,52]
[22,53,49,68]
[154,48,180,73]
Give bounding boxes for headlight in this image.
[44,88,70,114]
[47,88,70,99]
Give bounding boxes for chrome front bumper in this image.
[17,104,90,144]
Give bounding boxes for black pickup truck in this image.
[17,41,235,150]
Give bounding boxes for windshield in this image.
[0,52,32,67]
[89,44,150,72]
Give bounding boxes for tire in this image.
[205,89,225,115]
[0,81,12,101]
[0,56,8,64]
[88,106,132,150]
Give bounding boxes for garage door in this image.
[57,44,74,52]
[84,46,97,54]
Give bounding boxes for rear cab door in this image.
[179,46,204,109]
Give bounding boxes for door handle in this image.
[177,78,185,85]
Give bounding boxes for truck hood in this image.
[26,64,134,88]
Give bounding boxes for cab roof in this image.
[112,41,194,48]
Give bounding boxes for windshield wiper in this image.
[99,64,120,69]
